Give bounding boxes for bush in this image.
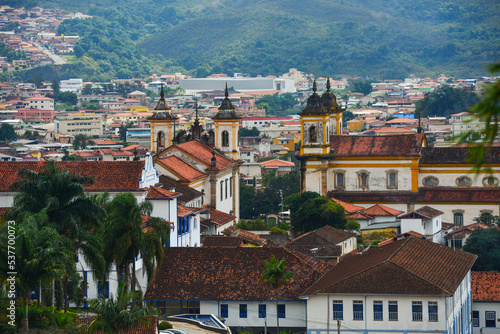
[269,227,288,235]
[158,321,173,330]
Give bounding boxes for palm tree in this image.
[0,212,74,332]
[103,192,169,293]
[88,280,158,334]
[259,255,295,334]
[8,162,106,311]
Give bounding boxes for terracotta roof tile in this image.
[203,236,244,247]
[361,204,403,217]
[330,134,424,157]
[158,175,203,204]
[0,161,146,192]
[175,140,237,170]
[331,198,364,214]
[330,188,500,204]
[289,225,355,246]
[399,205,444,219]
[156,155,207,183]
[177,205,206,217]
[259,158,296,168]
[222,226,267,246]
[445,223,492,239]
[146,186,182,200]
[144,247,331,301]
[302,237,477,297]
[472,271,500,302]
[204,206,236,225]
[420,146,500,164]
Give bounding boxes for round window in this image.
[456,176,472,187]
[482,176,499,187]
[423,176,439,187]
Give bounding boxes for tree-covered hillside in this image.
[8,0,500,80]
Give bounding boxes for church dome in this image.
[300,80,326,115]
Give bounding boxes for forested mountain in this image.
[7,0,500,80]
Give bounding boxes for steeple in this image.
[212,83,241,120]
[299,80,325,115]
[191,101,203,140]
[150,83,177,120]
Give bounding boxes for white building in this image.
[302,237,477,334]
[472,271,500,334]
[179,77,296,95]
[26,96,54,110]
[60,78,83,93]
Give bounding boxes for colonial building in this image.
[297,83,500,226]
[151,84,241,219]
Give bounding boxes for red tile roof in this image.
[302,237,477,297]
[331,198,364,214]
[472,271,500,302]
[222,225,267,246]
[145,186,182,200]
[93,139,116,145]
[378,231,426,246]
[204,206,236,226]
[399,205,444,219]
[156,155,207,183]
[259,158,295,168]
[144,247,331,301]
[361,204,403,217]
[203,236,244,247]
[0,161,146,192]
[289,225,355,246]
[175,140,237,170]
[330,134,424,157]
[445,223,492,239]
[177,205,206,217]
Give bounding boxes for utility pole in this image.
[337,320,341,334]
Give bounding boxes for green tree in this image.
[82,84,93,95]
[348,79,373,95]
[103,193,167,293]
[52,79,60,95]
[239,127,261,137]
[292,197,348,233]
[416,85,479,118]
[0,213,74,332]
[8,162,106,311]
[88,280,158,334]
[342,110,355,127]
[259,255,295,334]
[73,134,96,150]
[463,228,500,271]
[473,212,500,227]
[239,180,256,219]
[118,121,134,142]
[283,191,320,215]
[56,91,78,105]
[0,123,16,142]
[255,93,296,115]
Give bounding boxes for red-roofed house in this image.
[259,158,295,176]
[472,271,500,332]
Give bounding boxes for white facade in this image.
[179,77,296,94]
[200,300,307,329]
[305,272,473,334]
[473,302,500,334]
[60,78,83,93]
[27,97,54,110]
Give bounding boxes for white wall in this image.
[200,300,307,328]
[306,294,448,333]
[473,302,500,334]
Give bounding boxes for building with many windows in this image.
[298,82,500,227]
[54,115,102,136]
[471,271,500,334]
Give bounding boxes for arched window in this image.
[309,126,317,142]
[157,131,165,151]
[357,170,370,189]
[222,131,229,147]
[453,211,464,226]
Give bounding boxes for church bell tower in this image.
[212,84,241,161]
[149,84,178,154]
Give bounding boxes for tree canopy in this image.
[463,227,500,272]
[415,85,479,118]
[348,79,373,95]
[291,196,348,233]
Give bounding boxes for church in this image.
[297,80,500,226]
[149,84,241,219]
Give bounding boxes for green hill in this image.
[9,0,500,80]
